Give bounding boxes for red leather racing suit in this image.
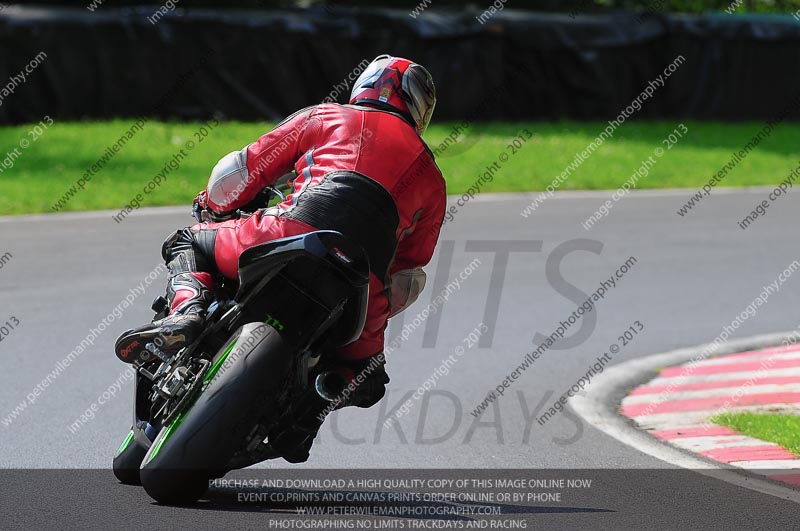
[197,103,446,360]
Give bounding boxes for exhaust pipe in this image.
[314,371,347,402]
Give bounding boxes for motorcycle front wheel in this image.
[139,322,293,505]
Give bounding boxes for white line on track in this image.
[0,206,188,223]
[647,367,800,386]
[622,383,800,404]
[670,436,778,452]
[687,349,800,366]
[0,187,785,223]
[627,404,800,431]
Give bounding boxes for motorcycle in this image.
[111,187,371,505]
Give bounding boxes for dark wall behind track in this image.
[2,6,800,124]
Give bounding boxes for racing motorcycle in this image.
[111,187,371,505]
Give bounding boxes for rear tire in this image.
[140,323,292,505]
[139,469,211,505]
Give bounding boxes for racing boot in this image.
[268,357,389,463]
[115,272,214,364]
[268,386,331,464]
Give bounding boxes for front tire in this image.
[112,427,149,485]
[139,323,293,505]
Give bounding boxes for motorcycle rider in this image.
[115,55,445,462]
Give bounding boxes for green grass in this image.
[1,119,799,215]
[712,412,800,455]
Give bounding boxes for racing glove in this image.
[192,190,235,223]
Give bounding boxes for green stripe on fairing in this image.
[116,430,134,456]
[145,339,239,464]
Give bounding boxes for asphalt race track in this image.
[2,189,799,529]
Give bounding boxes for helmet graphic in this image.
[349,55,436,135]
